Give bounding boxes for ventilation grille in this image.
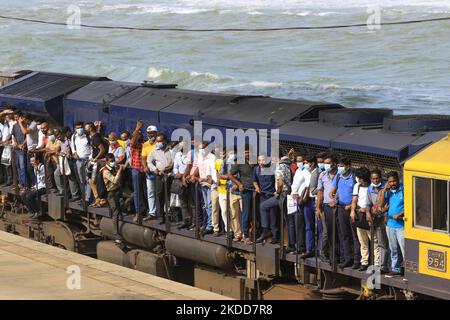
[279,139,402,173]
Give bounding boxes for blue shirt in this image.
[385,184,404,229]
[332,172,355,206]
[253,166,275,195]
[317,170,337,204]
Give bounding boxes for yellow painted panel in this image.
[405,134,450,176]
[403,169,450,247]
[418,242,450,280]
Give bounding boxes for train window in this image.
[413,176,449,232]
[414,177,432,229]
[433,179,448,232]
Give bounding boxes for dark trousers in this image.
[131,169,147,215]
[323,204,339,260]
[155,175,171,220]
[26,151,36,187]
[44,159,57,191]
[107,189,122,240]
[290,206,305,251]
[21,188,46,214]
[260,194,279,239]
[189,182,205,227]
[303,198,316,254]
[240,190,253,238]
[337,206,361,264]
[0,146,9,184]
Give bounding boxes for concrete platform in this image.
[0,231,229,300]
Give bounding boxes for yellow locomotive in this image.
[403,133,450,299]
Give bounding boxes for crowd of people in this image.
[0,108,405,278]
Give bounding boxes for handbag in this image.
[1,145,12,166]
[170,178,186,196]
[299,186,310,205]
[355,209,370,230]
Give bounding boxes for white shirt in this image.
[173,151,189,175]
[26,121,39,150]
[73,135,92,159]
[291,168,312,197]
[34,163,46,190]
[0,121,11,142]
[109,144,124,161]
[36,130,46,148]
[353,183,370,209]
[198,153,216,187]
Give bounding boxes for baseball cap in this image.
[146,125,158,132]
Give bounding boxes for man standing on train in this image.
[378,171,405,277]
[330,157,361,270]
[141,125,158,221]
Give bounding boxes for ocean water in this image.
[1,0,449,114]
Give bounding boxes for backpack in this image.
[96,167,108,199]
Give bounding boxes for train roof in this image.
[404,133,450,176]
[0,71,109,124]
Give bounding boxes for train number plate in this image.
[427,249,446,272]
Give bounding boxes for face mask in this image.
[76,128,84,136]
[337,167,345,175]
[323,163,331,172]
[318,163,325,171]
[109,140,116,145]
[371,182,381,188]
[109,162,116,168]
[147,135,156,141]
[156,142,165,150]
[199,148,205,157]
[48,135,56,142]
[297,162,304,170]
[37,124,42,130]
[303,164,310,171]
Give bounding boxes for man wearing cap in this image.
[141,125,158,220]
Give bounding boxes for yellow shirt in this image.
[141,140,156,160]
[117,139,126,150]
[215,159,227,195]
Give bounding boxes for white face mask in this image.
[371,182,382,188]
[37,124,42,130]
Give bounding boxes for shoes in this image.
[352,262,361,270]
[30,212,41,220]
[177,222,190,230]
[201,228,213,237]
[385,271,402,278]
[319,255,330,264]
[338,260,353,269]
[300,252,315,259]
[358,264,369,271]
[243,237,253,245]
[284,246,296,254]
[233,236,242,242]
[270,238,280,245]
[256,230,272,243]
[143,214,156,222]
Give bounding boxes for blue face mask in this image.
[156,142,165,150]
[323,163,331,172]
[303,164,310,171]
[297,162,304,170]
[199,148,205,157]
[337,166,346,175]
[318,163,325,171]
[76,128,84,136]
